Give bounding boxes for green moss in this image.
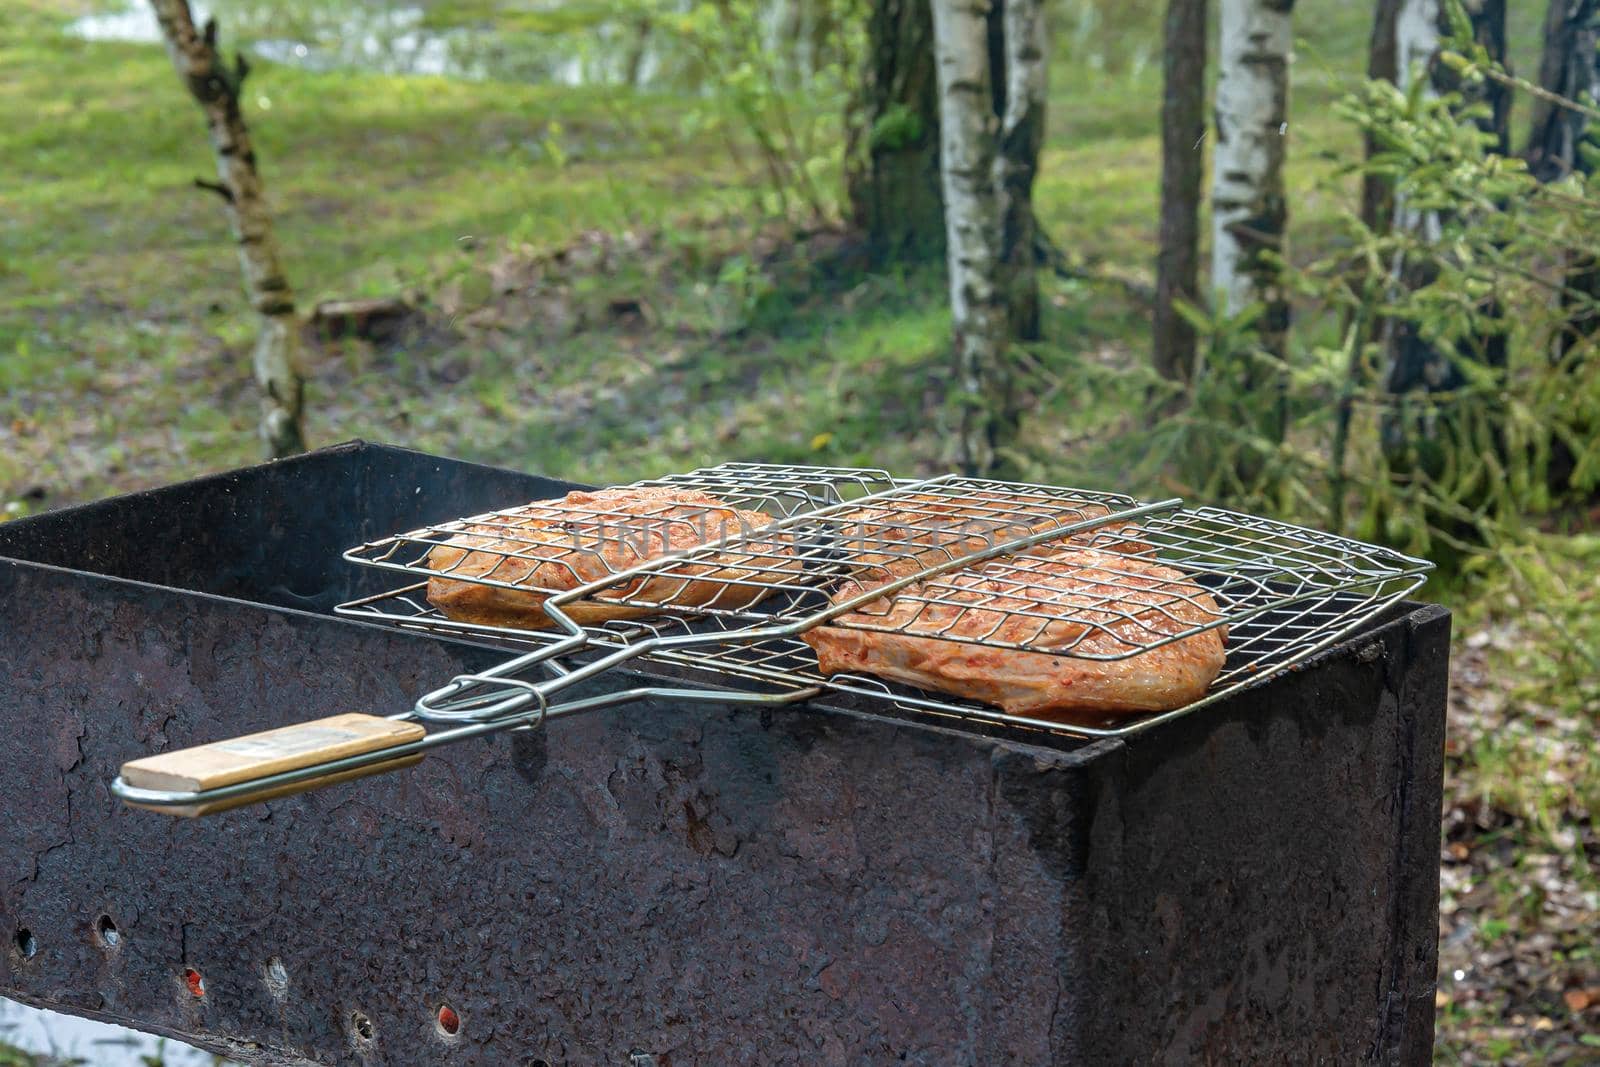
[868,103,924,152]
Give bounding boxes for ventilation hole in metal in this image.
[264,955,289,998]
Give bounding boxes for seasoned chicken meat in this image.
[802,546,1226,717]
[424,485,788,628]
[829,490,1142,581]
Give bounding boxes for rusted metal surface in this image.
[0,443,1448,1064]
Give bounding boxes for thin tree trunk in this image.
[1527,0,1600,368]
[1382,0,1513,497]
[624,17,653,87]
[1381,0,1452,444]
[1528,0,1600,491]
[1153,0,1208,382]
[1435,0,1511,153]
[1450,0,1509,380]
[1526,0,1600,181]
[931,0,1007,475]
[1211,0,1294,439]
[1382,0,1509,410]
[1362,0,1403,233]
[994,0,1047,342]
[847,0,946,265]
[1344,0,1403,453]
[151,0,306,458]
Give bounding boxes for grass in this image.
[1434,535,1600,1063]
[0,0,1558,498]
[0,0,1299,500]
[1,1,1595,1063]
[0,1045,54,1067]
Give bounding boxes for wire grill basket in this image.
[113,462,1431,816]
[343,463,914,590]
[336,465,1431,739]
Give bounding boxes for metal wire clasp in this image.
[413,670,552,726]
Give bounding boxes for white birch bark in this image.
[1392,0,1442,242]
[1210,0,1293,333]
[1380,0,1449,414]
[1395,0,1441,95]
[930,0,1007,474]
[151,0,307,458]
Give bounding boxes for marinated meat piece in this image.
[829,491,1143,582]
[425,486,787,628]
[802,546,1226,717]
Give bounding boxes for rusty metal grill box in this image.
[0,442,1447,1064]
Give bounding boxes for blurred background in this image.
[1,0,1596,1062]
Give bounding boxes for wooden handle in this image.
[120,713,426,817]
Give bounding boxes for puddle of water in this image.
[64,0,1154,89]
[64,0,679,86]
[0,997,237,1066]
[63,4,175,44]
[64,0,866,90]
[250,9,467,80]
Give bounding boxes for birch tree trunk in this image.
[1382,0,1509,478]
[1210,0,1293,361]
[1394,0,1440,88]
[1380,0,1451,432]
[847,0,946,265]
[993,0,1047,342]
[1153,0,1208,382]
[151,0,307,458]
[931,0,1007,475]
[1211,0,1293,447]
[1383,0,1510,404]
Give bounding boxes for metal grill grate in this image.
[342,462,912,591]
[336,467,1430,739]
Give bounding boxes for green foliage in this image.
[1449,532,1600,863]
[1140,298,1310,516]
[1316,78,1599,557]
[1065,62,1600,571]
[647,0,863,224]
[1470,536,1600,707]
[0,1037,84,1067]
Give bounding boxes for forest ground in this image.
[2,0,1596,1063]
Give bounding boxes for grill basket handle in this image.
[115,713,426,817]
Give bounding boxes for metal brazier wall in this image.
[0,443,1448,1065]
